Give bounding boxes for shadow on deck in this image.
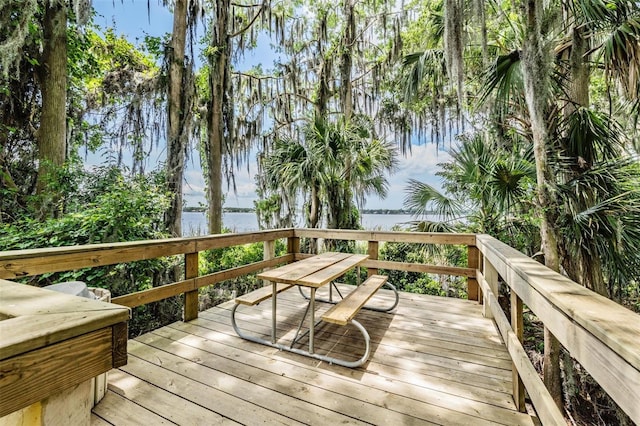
[91,286,538,425]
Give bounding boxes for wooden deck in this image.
[91,285,538,425]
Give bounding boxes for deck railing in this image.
[1,228,638,424]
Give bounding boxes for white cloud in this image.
[365,143,452,209]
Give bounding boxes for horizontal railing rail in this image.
[476,234,640,424]
[0,229,295,280]
[1,228,638,424]
[111,254,294,308]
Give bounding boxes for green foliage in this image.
[404,133,541,256]
[198,238,288,307]
[379,239,467,298]
[0,166,178,336]
[553,108,640,298]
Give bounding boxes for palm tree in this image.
[258,126,325,230]
[403,133,539,252]
[257,115,398,234]
[325,115,398,230]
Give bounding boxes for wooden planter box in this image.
[0,280,130,425]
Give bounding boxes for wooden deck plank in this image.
[205,305,513,376]
[152,323,517,411]
[212,303,514,372]
[291,286,505,341]
[170,318,514,399]
[127,341,368,426]
[286,286,509,356]
[90,413,113,426]
[192,310,524,400]
[195,316,511,392]
[92,390,175,425]
[136,331,438,425]
[106,369,236,425]
[207,312,513,378]
[120,353,302,425]
[137,327,528,426]
[94,290,537,426]
[190,316,533,425]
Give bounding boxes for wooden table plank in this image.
[322,275,387,325]
[296,254,369,287]
[256,252,348,284]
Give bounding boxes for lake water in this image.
[182,211,421,236]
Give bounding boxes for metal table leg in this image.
[309,287,316,353]
[271,281,277,344]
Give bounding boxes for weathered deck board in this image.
[94,287,538,425]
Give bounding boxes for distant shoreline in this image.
[183,207,427,215]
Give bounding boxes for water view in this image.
[182,211,423,236]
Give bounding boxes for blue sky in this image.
[92,1,452,209]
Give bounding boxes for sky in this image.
[92,1,453,209]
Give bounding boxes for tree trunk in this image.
[444,0,465,111]
[568,25,590,110]
[565,249,608,296]
[544,326,563,407]
[562,22,609,296]
[315,57,332,119]
[206,0,231,235]
[166,0,188,237]
[340,0,355,121]
[518,0,563,408]
[475,0,489,65]
[35,1,67,219]
[309,183,320,229]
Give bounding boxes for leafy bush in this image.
[0,167,181,336]
[380,239,468,298]
[198,238,288,309]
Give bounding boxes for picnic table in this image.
[231,252,398,367]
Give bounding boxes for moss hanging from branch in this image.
[0,0,92,77]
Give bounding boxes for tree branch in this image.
[230,2,265,38]
[231,2,262,8]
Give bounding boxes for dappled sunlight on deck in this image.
[3,229,637,424]
[92,286,538,425]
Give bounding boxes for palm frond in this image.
[477,50,524,113]
[408,220,455,233]
[581,0,640,101]
[489,161,528,210]
[403,178,461,220]
[401,49,446,103]
[561,107,624,166]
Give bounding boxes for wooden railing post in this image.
[467,245,480,301]
[367,240,379,278]
[183,252,199,321]
[288,236,300,257]
[263,239,276,285]
[482,256,498,319]
[511,290,526,412]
